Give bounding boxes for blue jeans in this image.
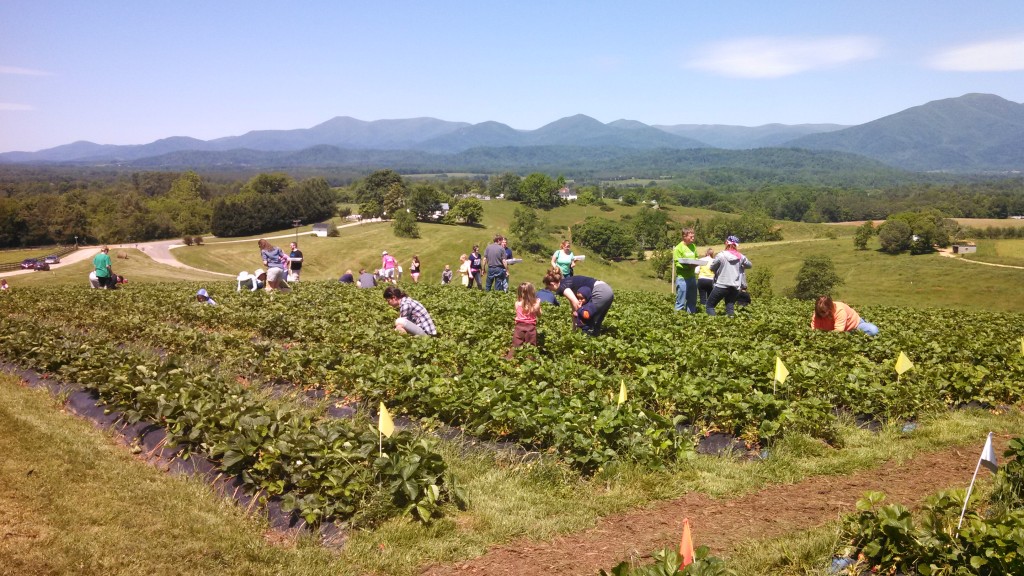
[705,285,738,317]
[857,319,879,336]
[486,266,505,291]
[675,277,697,313]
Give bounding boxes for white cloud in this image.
[929,37,1024,72]
[688,36,882,78]
[0,103,34,111]
[0,65,51,76]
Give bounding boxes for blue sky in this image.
[2,1,1023,153]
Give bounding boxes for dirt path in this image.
[936,248,1024,270]
[422,436,1010,576]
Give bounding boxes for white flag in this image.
[980,432,998,473]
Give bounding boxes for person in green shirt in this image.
[672,228,699,313]
[93,246,115,289]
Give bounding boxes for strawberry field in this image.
[1,283,1022,527]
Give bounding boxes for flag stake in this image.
[957,432,998,532]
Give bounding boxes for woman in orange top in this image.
[810,295,879,336]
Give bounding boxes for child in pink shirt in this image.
[508,282,541,357]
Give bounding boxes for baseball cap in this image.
[576,286,592,301]
[381,250,388,255]
[196,288,209,298]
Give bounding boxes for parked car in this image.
[20,258,38,269]
[44,255,61,264]
[33,261,50,271]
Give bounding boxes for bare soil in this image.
[421,436,1010,576]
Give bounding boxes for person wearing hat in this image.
[253,268,267,291]
[237,270,258,291]
[706,236,752,317]
[572,285,601,335]
[195,288,217,306]
[381,250,398,283]
[92,246,115,289]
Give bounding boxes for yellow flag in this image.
[618,380,628,405]
[774,357,789,384]
[378,402,395,438]
[895,351,914,375]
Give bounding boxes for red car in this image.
[32,261,50,271]
[20,258,38,269]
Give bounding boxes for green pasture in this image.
[955,217,1024,229]
[3,370,1019,576]
[961,238,1024,268]
[743,236,1024,313]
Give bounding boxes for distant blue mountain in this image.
[1,93,1021,172]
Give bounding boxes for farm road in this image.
[421,436,1011,576]
[2,220,377,279]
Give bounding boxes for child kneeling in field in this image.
[507,282,541,358]
[811,295,879,336]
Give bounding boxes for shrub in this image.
[392,209,420,239]
[192,236,204,246]
[792,255,842,300]
[746,267,774,298]
[181,237,194,246]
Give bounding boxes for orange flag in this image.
[679,518,695,568]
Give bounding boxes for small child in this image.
[573,286,599,335]
[441,264,453,285]
[196,288,217,306]
[508,281,541,358]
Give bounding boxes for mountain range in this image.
[2,93,1021,173]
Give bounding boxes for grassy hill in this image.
[5,201,1022,313]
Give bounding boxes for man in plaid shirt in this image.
[383,286,437,337]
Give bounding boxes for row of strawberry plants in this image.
[837,437,1024,575]
[0,314,466,526]
[3,284,1021,473]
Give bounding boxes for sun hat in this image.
[254,268,265,277]
[381,250,388,255]
[236,271,250,281]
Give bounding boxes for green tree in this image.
[853,221,875,250]
[488,172,522,200]
[243,173,293,195]
[630,206,670,254]
[519,173,560,209]
[407,183,442,221]
[164,171,211,235]
[878,219,913,254]
[444,197,483,225]
[392,209,420,238]
[572,217,633,260]
[509,206,545,254]
[793,255,843,300]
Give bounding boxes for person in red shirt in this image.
[811,295,879,336]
